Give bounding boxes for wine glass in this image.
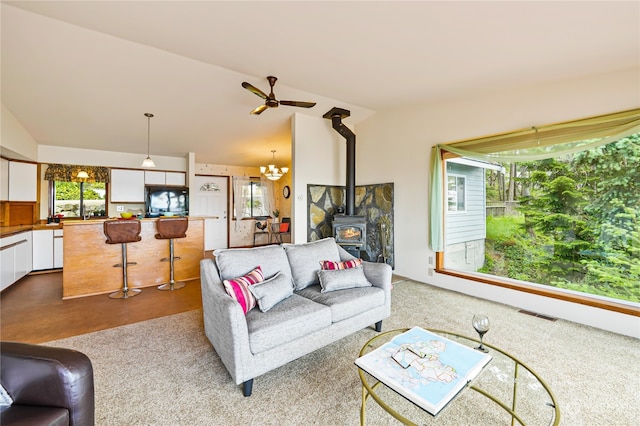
[472,314,490,352]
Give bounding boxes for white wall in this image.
[354,68,640,337]
[38,145,187,171]
[291,112,349,243]
[1,104,38,161]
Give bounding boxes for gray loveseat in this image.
[200,237,392,396]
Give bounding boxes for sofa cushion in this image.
[320,258,362,270]
[296,284,385,322]
[283,237,341,291]
[222,266,264,314]
[245,294,331,354]
[317,265,371,293]
[248,272,294,313]
[214,245,293,285]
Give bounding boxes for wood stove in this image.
[324,107,367,257]
[332,215,366,254]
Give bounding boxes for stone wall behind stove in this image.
[307,182,394,268]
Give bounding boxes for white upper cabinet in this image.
[0,158,9,201]
[144,170,186,186]
[166,172,186,186]
[8,161,37,201]
[110,169,145,202]
[144,171,166,185]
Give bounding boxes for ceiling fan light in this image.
[268,164,275,172]
[281,167,289,174]
[260,166,266,174]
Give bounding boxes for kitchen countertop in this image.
[0,223,63,238]
[1,216,211,237]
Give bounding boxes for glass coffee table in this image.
[357,328,560,425]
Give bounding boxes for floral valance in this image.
[44,164,110,183]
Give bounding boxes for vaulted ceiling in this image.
[2,1,638,166]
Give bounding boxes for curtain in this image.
[260,177,276,218]
[44,164,110,183]
[232,176,251,230]
[429,108,640,251]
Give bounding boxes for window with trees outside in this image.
[53,181,106,218]
[430,109,639,314]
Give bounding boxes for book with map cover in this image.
[355,326,492,416]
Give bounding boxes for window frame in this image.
[432,109,640,317]
[232,178,271,220]
[49,180,108,219]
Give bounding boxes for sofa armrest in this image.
[362,261,393,290]
[337,244,392,291]
[0,342,94,426]
[200,259,254,384]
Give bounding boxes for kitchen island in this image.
[62,217,204,299]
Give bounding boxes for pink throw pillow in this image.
[319,258,363,270]
[222,266,264,314]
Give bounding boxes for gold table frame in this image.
[357,328,560,426]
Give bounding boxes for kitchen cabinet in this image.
[0,158,9,201]
[166,172,186,186]
[144,171,165,185]
[110,169,145,202]
[8,161,37,201]
[1,231,32,291]
[33,228,63,270]
[144,171,186,186]
[54,229,64,268]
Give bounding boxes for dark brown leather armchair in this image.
[1,342,95,426]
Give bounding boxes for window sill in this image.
[435,263,640,317]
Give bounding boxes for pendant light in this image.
[141,113,156,168]
[260,150,289,181]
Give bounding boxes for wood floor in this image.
[1,271,203,344]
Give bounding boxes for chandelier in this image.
[260,150,289,181]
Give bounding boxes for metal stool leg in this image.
[158,239,186,291]
[109,243,142,299]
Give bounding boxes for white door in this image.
[192,176,228,250]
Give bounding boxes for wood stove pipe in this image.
[323,107,355,216]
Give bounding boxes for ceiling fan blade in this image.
[242,82,268,100]
[280,100,317,108]
[250,104,268,115]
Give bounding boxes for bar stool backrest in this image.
[155,217,188,240]
[104,220,142,244]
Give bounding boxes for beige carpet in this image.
[45,280,640,425]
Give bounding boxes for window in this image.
[447,175,466,212]
[53,181,106,218]
[232,177,274,219]
[431,109,640,314]
[45,164,110,219]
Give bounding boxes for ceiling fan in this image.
[242,76,316,115]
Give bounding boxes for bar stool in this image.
[104,219,142,299]
[155,217,189,291]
